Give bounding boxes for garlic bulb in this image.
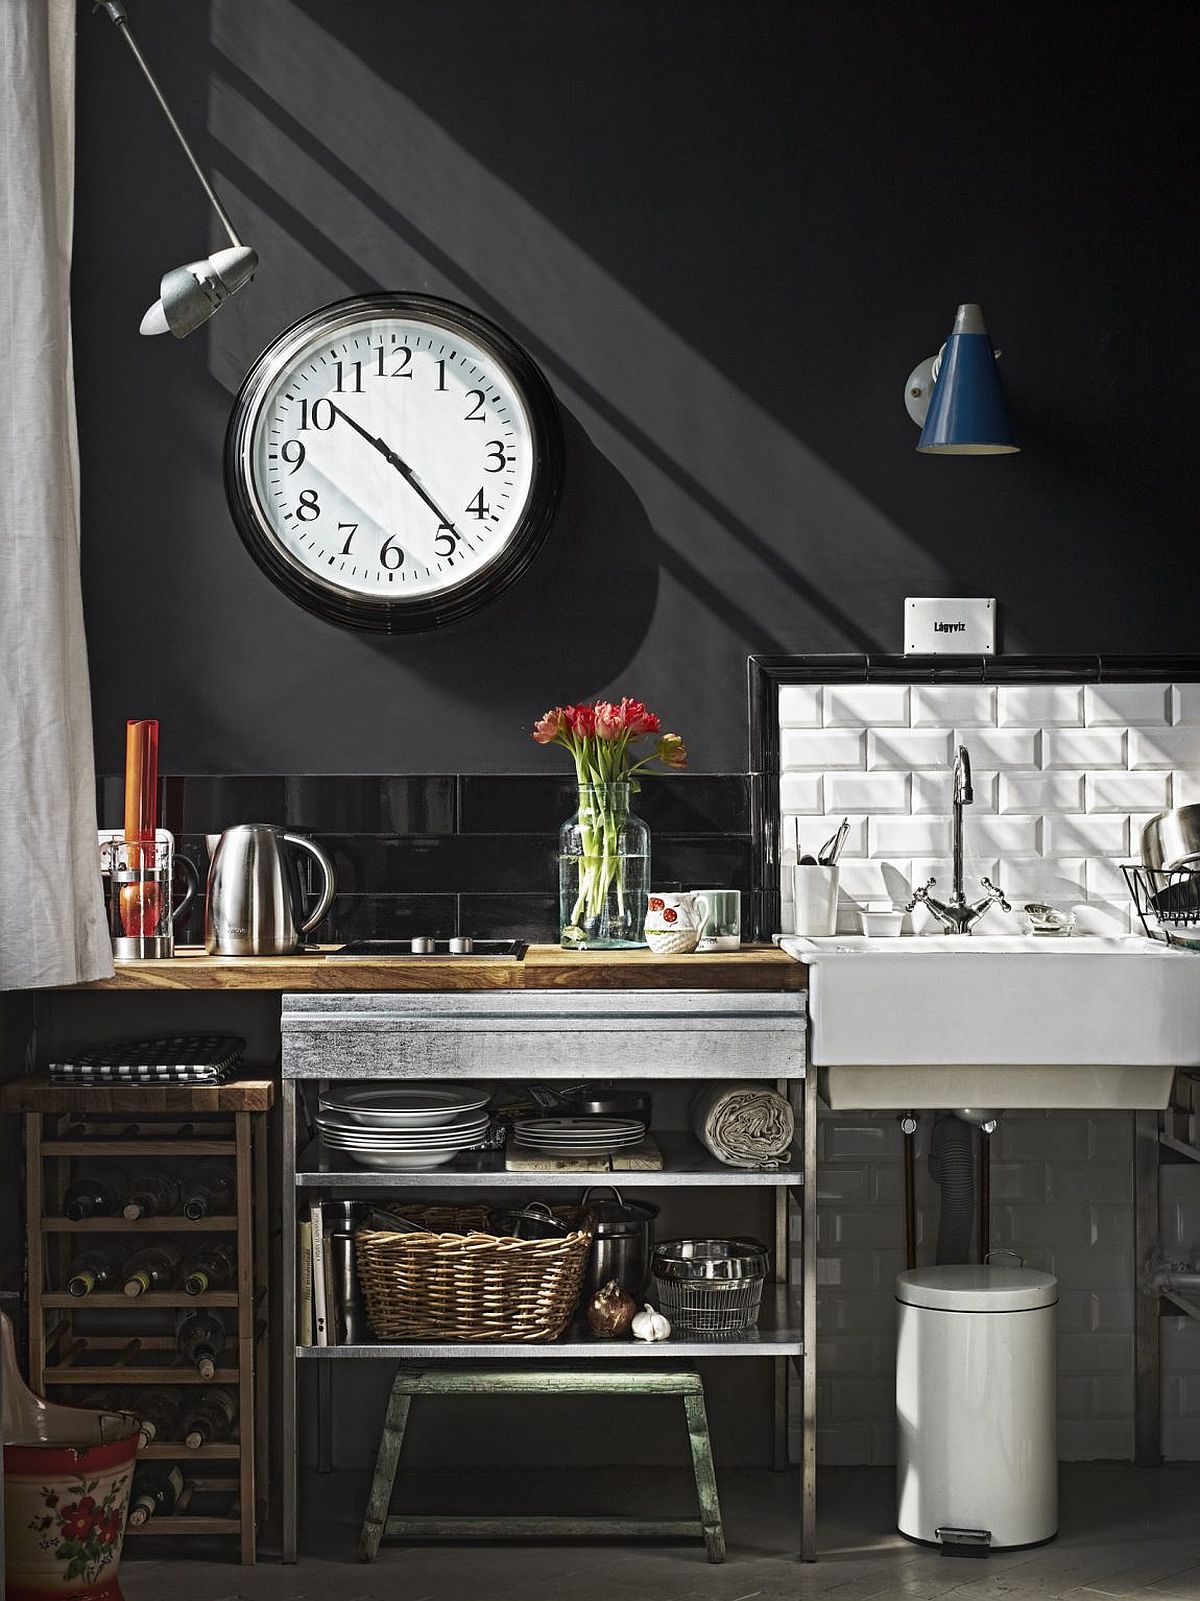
[631,1303,671,1342]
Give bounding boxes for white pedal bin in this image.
[896,1265,1058,1550]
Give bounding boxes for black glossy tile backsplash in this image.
[99,773,752,946]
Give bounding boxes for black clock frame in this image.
[223,293,565,633]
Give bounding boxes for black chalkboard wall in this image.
[73,1,1200,776]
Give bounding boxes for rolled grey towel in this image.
[692,1082,795,1168]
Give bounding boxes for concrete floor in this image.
[117,1462,1200,1601]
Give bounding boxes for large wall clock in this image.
[224,293,564,631]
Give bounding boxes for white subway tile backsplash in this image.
[1086,683,1171,727]
[969,816,1042,856]
[1174,771,1200,808]
[1073,900,1133,934]
[1000,772,1084,814]
[868,816,951,858]
[1086,772,1171,813]
[867,729,952,770]
[998,685,1084,727]
[1004,858,1087,898]
[1044,814,1129,857]
[1130,727,1200,770]
[912,769,996,814]
[912,686,996,727]
[837,859,912,904]
[1173,684,1200,725]
[824,685,909,728]
[1088,857,1134,899]
[779,774,824,814]
[957,729,1040,768]
[781,728,865,770]
[778,684,822,726]
[825,772,909,814]
[1043,729,1127,769]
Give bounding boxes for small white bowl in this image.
[856,906,906,937]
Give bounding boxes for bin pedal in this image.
[936,1526,991,1558]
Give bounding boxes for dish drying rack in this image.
[1122,864,1200,947]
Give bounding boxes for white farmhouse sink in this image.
[780,934,1200,1110]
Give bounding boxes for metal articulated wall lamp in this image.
[905,303,1018,454]
[96,1,259,338]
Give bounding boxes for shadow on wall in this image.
[204,0,950,670]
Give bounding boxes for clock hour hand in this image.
[328,402,460,542]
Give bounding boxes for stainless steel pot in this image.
[204,824,336,955]
[1141,805,1200,870]
[580,1185,658,1299]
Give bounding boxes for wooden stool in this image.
[358,1365,726,1564]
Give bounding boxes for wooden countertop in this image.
[60,945,804,993]
[0,1077,275,1113]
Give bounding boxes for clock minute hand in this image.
[328,402,460,537]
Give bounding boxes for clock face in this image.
[225,295,563,631]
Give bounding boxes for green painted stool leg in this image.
[358,1381,413,1562]
[683,1390,726,1563]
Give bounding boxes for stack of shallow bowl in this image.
[316,1084,491,1170]
[512,1114,645,1157]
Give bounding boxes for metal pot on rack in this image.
[487,1201,574,1240]
[579,1186,659,1299]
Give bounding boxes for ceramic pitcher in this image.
[644,891,711,954]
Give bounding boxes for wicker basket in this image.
[355,1204,592,1343]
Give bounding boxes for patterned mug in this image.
[645,891,711,954]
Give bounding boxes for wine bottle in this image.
[127,1463,183,1526]
[134,1387,182,1448]
[181,1388,237,1449]
[63,1171,128,1221]
[65,1248,121,1297]
[78,1385,135,1423]
[122,1169,181,1220]
[180,1161,234,1221]
[181,1242,236,1296]
[176,1308,226,1378]
[122,1243,182,1297]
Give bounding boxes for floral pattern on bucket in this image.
[28,1473,127,1588]
[532,699,687,949]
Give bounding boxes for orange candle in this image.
[123,719,159,860]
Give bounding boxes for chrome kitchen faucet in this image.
[906,745,1011,934]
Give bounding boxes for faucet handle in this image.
[905,877,936,913]
[979,876,1011,912]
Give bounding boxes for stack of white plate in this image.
[513,1115,645,1155]
[316,1083,492,1170]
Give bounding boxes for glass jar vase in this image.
[558,782,650,949]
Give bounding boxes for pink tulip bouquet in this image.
[532,698,688,947]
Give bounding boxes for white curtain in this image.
[0,0,112,988]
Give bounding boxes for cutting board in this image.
[505,1136,663,1173]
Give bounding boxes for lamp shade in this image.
[917,303,1018,455]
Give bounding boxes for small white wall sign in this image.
[904,597,996,655]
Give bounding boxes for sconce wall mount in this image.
[905,303,1018,455]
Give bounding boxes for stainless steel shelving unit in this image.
[279,988,814,1563]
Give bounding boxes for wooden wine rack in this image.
[0,1079,274,1565]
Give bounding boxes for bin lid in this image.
[896,1265,1057,1313]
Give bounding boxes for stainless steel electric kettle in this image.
[204,825,336,955]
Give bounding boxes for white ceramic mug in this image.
[792,864,839,937]
[645,890,711,954]
[693,888,742,951]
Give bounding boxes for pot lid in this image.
[580,1185,659,1230]
[896,1265,1057,1313]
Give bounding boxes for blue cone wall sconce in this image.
[905,303,1018,454]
